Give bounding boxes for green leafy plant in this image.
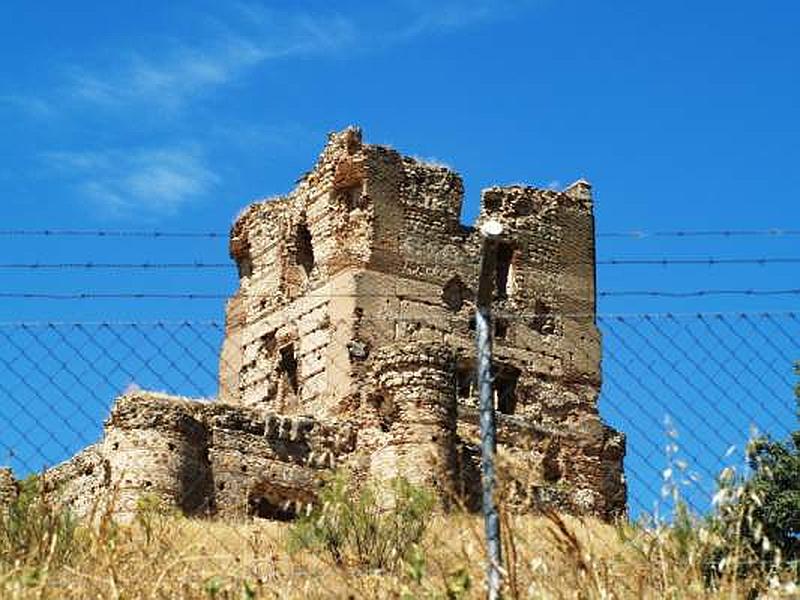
[288,471,435,571]
[690,361,800,591]
[742,362,800,563]
[712,362,800,570]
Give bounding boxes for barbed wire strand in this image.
[598,228,800,239]
[1,257,799,269]
[1,227,799,239]
[0,288,798,301]
[0,311,796,328]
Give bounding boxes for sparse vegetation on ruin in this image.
[287,472,436,571]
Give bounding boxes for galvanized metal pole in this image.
[475,220,504,600]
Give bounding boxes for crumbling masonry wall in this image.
[2,127,625,522]
[41,392,356,522]
[367,343,459,496]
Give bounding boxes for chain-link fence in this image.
[1,311,797,518]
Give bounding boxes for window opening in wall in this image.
[542,446,562,482]
[258,331,277,359]
[494,318,508,339]
[484,194,502,212]
[370,394,396,432]
[495,242,514,299]
[442,276,466,312]
[295,223,315,277]
[236,244,253,279]
[494,366,520,414]
[337,183,364,211]
[456,361,518,414]
[530,299,556,335]
[279,344,298,394]
[456,366,475,399]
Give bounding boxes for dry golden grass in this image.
[1,507,797,600]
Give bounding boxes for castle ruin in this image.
[0,127,626,521]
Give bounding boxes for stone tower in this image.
[218,127,626,517]
[16,127,625,521]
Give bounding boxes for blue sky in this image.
[0,1,798,513]
[1,0,799,322]
[1,0,799,323]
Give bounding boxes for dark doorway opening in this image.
[442,276,467,312]
[456,365,475,400]
[530,299,556,335]
[495,366,520,414]
[235,244,253,279]
[494,318,509,339]
[248,494,296,521]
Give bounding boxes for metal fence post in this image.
[476,220,504,600]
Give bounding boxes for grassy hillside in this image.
[1,487,798,599]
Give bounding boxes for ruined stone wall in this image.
[42,391,357,522]
[205,403,355,518]
[220,129,374,415]
[341,134,600,423]
[226,271,358,416]
[222,129,600,414]
[43,445,108,518]
[455,410,625,520]
[102,394,213,522]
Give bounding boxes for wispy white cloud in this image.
[64,7,357,113]
[546,179,562,190]
[411,154,454,170]
[44,146,220,219]
[230,4,358,53]
[60,2,527,113]
[23,2,535,219]
[68,41,266,112]
[12,1,535,118]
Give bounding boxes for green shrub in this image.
[740,362,800,564]
[288,471,435,571]
[0,474,83,569]
[699,362,800,585]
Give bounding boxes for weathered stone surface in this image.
[367,343,459,497]
[43,445,108,518]
[41,127,626,522]
[41,392,356,522]
[102,394,213,522]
